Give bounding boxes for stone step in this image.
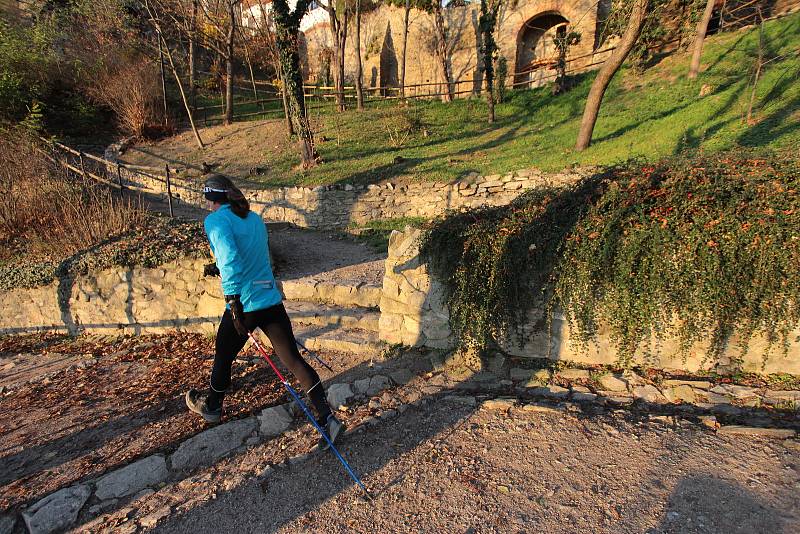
[283,300,380,333]
[280,278,381,309]
[292,323,383,356]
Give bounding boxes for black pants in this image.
[211,302,331,421]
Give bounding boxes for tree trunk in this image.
[160,33,204,148]
[400,0,410,98]
[276,30,319,167]
[279,68,295,137]
[224,1,236,125]
[479,0,497,123]
[189,0,197,110]
[746,9,764,124]
[326,4,348,112]
[575,0,647,151]
[157,35,169,124]
[688,0,716,79]
[355,0,364,110]
[433,3,453,102]
[273,0,319,167]
[242,39,259,102]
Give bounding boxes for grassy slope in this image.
[268,12,799,187]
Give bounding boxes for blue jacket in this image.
[204,205,282,312]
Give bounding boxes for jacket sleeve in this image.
[205,216,244,296]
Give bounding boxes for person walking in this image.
[186,174,344,450]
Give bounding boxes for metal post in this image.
[165,164,174,218]
[116,162,125,192]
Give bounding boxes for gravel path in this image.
[107,391,799,534]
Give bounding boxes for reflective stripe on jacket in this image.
[204,204,282,312]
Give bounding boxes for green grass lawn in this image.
[153,13,798,187]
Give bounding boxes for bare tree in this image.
[688,0,716,79]
[272,0,321,167]
[246,0,295,136]
[478,0,501,122]
[430,0,454,102]
[144,0,205,147]
[354,0,365,109]
[323,0,350,112]
[575,0,648,151]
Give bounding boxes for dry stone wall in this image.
[0,259,225,336]
[105,142,588,230]
[379,228,800,375]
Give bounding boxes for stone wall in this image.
[0,259,224,336]
[378,228,800,375]
[302,0,600,94]
[104,141,587,229]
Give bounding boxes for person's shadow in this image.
[654,475,794,533]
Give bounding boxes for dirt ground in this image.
[92,383,800,534]
[0,333,376,514]
[119,119,291,179]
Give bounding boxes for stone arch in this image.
[514,11,569,88]
[496,0,598,81]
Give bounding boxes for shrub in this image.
[85,56,163,138]
[421,149,800,368]
[0,131,145,261]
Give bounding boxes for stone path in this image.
[8,343,799,533]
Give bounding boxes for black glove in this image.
[203,263,220,277]
[225,295,249,336]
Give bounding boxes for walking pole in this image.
[246,331,371,499]
[296,340,333,373]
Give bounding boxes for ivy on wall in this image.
[422,149,800,368]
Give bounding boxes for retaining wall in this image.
[104,141,587,229]
[0,259,224,336]
[378,228,800,375]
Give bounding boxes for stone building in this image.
[300,0,603,95]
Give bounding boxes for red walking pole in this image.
[246,331,371,498]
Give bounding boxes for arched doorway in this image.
[515,12,569,88]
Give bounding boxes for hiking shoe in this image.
[185,389,222,423]
[317,414,345,451]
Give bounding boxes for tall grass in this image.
[0,131,145,261]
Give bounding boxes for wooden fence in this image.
[40,138,184,218]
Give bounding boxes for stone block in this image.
[571,387,597,402]
[598,374,628,392]
[481,398,515,411]
[23,485,90,534]
[258,405,293,437]
[353,378,372,395]
[326,383,354,409]
[170,417,256,471]
[367,375,391,396]
[662,379,712,390]
[557,368,591,380]
[633,385,667,404]
[510,368,533,382]
[389,369,414,386]
[95,455,168,500]
[663,385,697,404]
[710,384,759,400]
[717,426,795,439]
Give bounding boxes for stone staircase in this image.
[278,276,384,357]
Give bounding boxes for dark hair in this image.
[204,174,250,218]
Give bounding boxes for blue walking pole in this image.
[247,331,371,498]
[296,340,333,372]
